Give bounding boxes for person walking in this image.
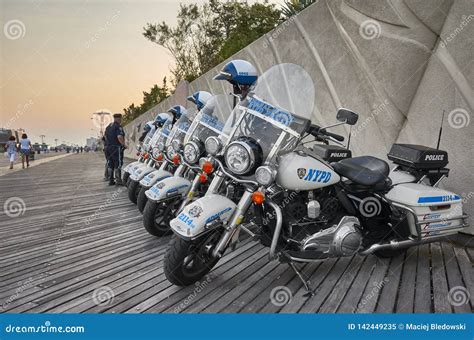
[5,135,17,169]
[104,113,127,185]
[19,133,32,168]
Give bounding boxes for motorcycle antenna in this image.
[436,109,445,150]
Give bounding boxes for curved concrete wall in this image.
[124,0,473,231]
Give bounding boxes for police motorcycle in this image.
[164,62,468,288]
[142,94,235,236]
[136,92,213,213]
[123,113,172,187]
[127,106,188,204]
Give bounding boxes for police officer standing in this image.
[104,113,127,186]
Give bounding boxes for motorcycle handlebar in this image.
[308,124,345,142]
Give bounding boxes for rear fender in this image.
[170,194,236,239]
[139,169,172,188]
[145,176,191,202]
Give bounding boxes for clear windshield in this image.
[166,111,194,147]
[228,63,315,163]
[185,95,233,145]
[142,126,156,147]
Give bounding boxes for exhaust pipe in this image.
[359,232,459,256]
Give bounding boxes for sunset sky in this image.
[1,0,283,146]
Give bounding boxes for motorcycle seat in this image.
[331,156,390,187]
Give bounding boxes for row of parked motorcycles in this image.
[121,60,468,292]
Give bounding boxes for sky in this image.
[0,0,284,146]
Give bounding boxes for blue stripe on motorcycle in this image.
[417,195,461,203]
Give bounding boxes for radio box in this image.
[388,144,448,169]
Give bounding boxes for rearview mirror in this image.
[336,108,359,125]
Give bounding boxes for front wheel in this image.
[142,200,178,237]
[164,231,221,286]
[122,171,130,186]
[127,180,140,204]
[137,186,148,213]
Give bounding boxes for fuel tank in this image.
[276,151,340,191]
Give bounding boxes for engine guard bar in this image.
[390,201,468,241]
[211,157,259,187]
[268,200,283,261]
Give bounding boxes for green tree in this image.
[143,0,280,84]
[280,0,317,20]
[122,77,170,125]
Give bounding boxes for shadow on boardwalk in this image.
[0,153,472,313]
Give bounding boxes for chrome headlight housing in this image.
[156,141,165,152]
[183,141,203,164]
[166,145,176,158]
[224,140,261,175]
[255,165,276,186]
[151,147,161,159]
[172,139,182,152]
[205,136,222,156]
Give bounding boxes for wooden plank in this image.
[396,247,418,313]
[375,252,405,313]
[299,256,354,313]
[431,243,452,313]
[453,246,474,307]
[414,244,432,313]
[319,255,366,313]
[442,243,471,313]
[337,255,377,313]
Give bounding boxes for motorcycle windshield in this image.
[166,111,194,148]
[185,95,233,145]
[229,63,315,163]
[143,126,157,147]
[149,119,173,152]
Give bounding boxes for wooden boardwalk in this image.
[0,153,473,313]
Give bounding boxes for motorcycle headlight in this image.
[224,141,256,175]
[255,165,276,186]
[205,136,222,156]
[172,140,182,152]
[166,145,176,158]
[157,141,165,152]
[183,141,202,164]
[151,147,161,159]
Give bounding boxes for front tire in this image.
[127,180,140,204]
[142,200,177,236]
[164,231,221,286]
[122,171,130,186]
[137,186,148,213]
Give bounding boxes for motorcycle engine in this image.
[302,216,362,257]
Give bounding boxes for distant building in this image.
[86,137,98,149]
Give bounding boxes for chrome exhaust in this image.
[359,232,459,256]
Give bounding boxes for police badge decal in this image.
[188,205,203,218]
[297,168,306,179]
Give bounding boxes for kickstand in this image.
[289,262,314,297]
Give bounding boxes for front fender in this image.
[145,176,191,202]
[130,164,155,181]
[139,169,172,188]
[124,161,140,173]
[170,194,236,239]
